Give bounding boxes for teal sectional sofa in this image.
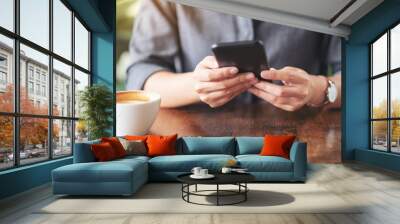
[52,137,307,196]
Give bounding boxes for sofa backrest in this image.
[73,139,100,163]
[235,137,263,155]
[74,136,286,161]
[178,137,235,155]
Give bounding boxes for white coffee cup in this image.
[200,169,208,176]
[116,90,161,136]
[191,167,202,176]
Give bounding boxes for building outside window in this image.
[41,73,46,83]
[41,85,46,97]
[0,54,7,91]
[0,71,7,91]
[0,0,91,170]
[35,83,40,95]
[28,66,34,80]
[54,88,58,104]
[35,70,40,81]
[28,81,34,94]
[371,22,400,154]
[0,54,7,67]
[0,71,6,83]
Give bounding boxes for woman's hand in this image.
[248,67,329,111]
[193,56,258,108]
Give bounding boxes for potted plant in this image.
[79,84,113,140]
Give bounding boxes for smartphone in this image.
[212,40,269,80]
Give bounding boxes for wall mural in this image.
[116,0,342,163]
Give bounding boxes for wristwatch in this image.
[308,78,337,107]
[325,79,338,104]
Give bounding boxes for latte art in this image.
[116,91,150,103]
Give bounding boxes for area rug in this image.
[37,183,361,214]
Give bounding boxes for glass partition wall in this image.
[370,22,400,153]
[0,0,91,170]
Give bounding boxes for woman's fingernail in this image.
[246,73,255,78]
[230,68,238,74]
[261,71,270,78]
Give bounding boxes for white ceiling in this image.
[169,0,384,38]
[227,0,352,21]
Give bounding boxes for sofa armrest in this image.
[73,140,100,163]
[289,141,307,181]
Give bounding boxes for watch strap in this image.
[307,77,331,107]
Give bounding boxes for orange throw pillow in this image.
[125,135,148,141]
[101,137,126,158]
[146,134,178,157]
[91,142,117,162]
[260,135,296,159]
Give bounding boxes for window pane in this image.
[391,24,400,70]
[0,0,14,31]
[75,120,88,143]
[20,117,49,165]
[53,59,72,117]
[20,0,49,49]
[53,119,72,157]
[372,121,388,151]
[372,76,387,119]
[0,35,14,112]
[372,33,387,76]
[0,116,13,170]
[74,69,89,118]
[20,44,49,115]
[53,0,72,60]
[74,18,89,70]
[391,120,400,153]
[391,72,400,118]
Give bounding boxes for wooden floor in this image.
[1,162,400,224]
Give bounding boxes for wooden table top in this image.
[150,98,341,163]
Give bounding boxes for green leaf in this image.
[79,84,113,140]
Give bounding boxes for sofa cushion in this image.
[147,134,178,157]
[149,154,235,172]
[53,158,147,183]
[101,137,127,158]
[118,138,147,156]
[260,135,296,159]
[125,135,148,141]
[115,155,150,163]
[236,137,263,155]
[91,142,118,161]
[236,155,293,172]
[179,137,235,155]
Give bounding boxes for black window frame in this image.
[0,0,92,171]
[370,20,400,154]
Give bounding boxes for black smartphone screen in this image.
[211,40,269,80]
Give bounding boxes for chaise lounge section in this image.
[52,141,149,196]
[52,136,307,196]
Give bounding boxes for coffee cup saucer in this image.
[190,174,215,179]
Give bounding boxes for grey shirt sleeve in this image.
[126,0,179,90]
[325,36,342,74]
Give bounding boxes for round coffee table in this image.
[177,173,255,206]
